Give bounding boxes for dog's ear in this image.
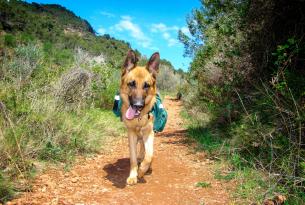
[123,50,138,74]
[146,52,160,78]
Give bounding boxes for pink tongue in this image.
[126,106,137,120]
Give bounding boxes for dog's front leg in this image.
[138,131,154,178]
[137,139,145,164]
[127,131,138,185]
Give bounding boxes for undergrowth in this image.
[0,43,124,203]
[183,110,305,204]
[179,1,305,204]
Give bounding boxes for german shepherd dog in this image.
[120,50,160,185]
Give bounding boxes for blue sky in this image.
[26,0,201,70]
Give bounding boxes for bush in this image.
[180,0,305,203]
[4,34,16,47]
[157,64,183,92]
[90,63,119,108]
[0,43,125,202]
[55,68,92,109]
[4,44,42,84]
[0,172,13,203]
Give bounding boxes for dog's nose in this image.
[132,98,144,109]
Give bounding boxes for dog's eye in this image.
[143,82,150,89]
[128,80,136,88]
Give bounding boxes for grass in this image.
[0,173,14,203]
[37,108,125,162]
[214,170,236,181]
[187,126,228,155]
[232,168,268,203]
[0,44,125,203]
[158,91,176,102]
[181,108,305,204]
[196,181,211,188]
[0,106,125,202]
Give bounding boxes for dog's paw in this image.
[138,163,152,178]
[126,176,137,185]
[138,169,145,178]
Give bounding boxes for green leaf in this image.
[196,181,211,188]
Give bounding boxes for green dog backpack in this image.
[113,92,122,118]
[112,93,167,132]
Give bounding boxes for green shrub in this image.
[53,48,74,65]
[20,33,34,44]
[3,44,42,83]
[157,64,184,92]
[180,1,305,203]
[0,172,14,203]
[90,64,119,108]
[4,34,16,47]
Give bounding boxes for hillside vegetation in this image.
[0,1,182,202]
[0,0,135,67]
[179,0,305,204]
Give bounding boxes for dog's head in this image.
[120,50,160,119]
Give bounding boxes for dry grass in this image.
[55,68,92,109]
[0,45,124,202]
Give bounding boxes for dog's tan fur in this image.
[120,50,160,185]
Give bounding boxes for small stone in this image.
[71,177,78,183]
[41,186,47,192]
[101,187,110,193]
[58,184,65,188]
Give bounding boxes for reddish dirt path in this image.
[9,97,234,205]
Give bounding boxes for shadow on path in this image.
[103,158,130,189]
[103,158,147,189]
[159,129,187,138]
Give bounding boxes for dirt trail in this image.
[9,97,234,205]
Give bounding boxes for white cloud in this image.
[151,23,179,33]
[100,11,115,18]
[114,16,152,48]
[161,32,178,47]
[181,26,191,37]
[97,27,106,35]
[151,23,179,47]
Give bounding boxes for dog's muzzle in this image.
[130,97,145,110]
[130,98,144,111]
[125,96,145,120]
